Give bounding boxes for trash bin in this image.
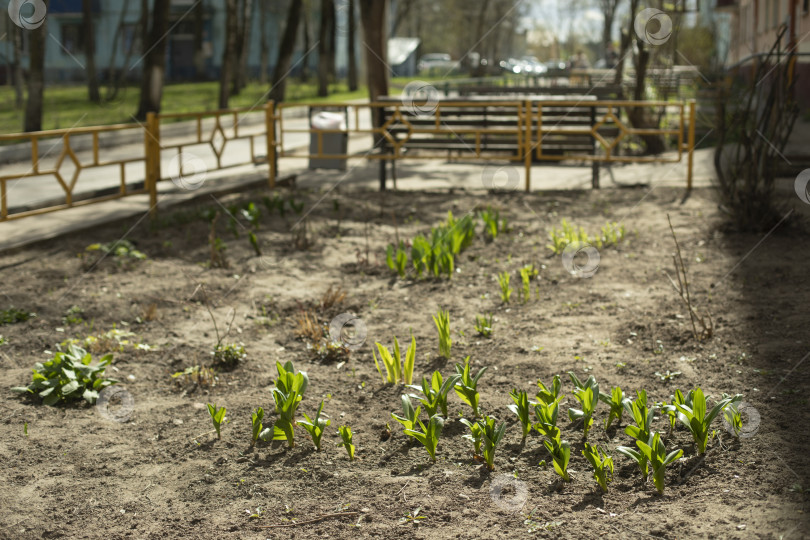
[309,107,348,170]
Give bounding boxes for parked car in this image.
[417,53,459,74]
[520,56,548,75]
[544,59,569,74]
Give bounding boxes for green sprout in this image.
[497,271,513,303]
[250,407,264,448]
[454,356,487,417]
[536,375,562,404]
[299,400,331,451]
[207,403,227,440]
[599,386,630,430]
[432,309,452,359]
[460,417,484,457]
[617,432,682,494]
[673,388,741,454]
[543,433,572,482]
[582,443,614,493]
[372,332,416,385]
[519,265,537,303]
[480,415,507,471]
[404,414,445,462]
[386,242,408,278]
[723,401,743,438]
[391,394,421,431]
[533,397,563,440]
[337,425,355,460]
[568,372,600,440]
[474,313,493,338]
[407,371,461,418]
[508,389,532,443]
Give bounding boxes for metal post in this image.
[266,101,276,189]
[524,100,532,192]
[145,112,160,215]
[687,99,696,190]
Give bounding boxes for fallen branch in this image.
[255,511,359,529]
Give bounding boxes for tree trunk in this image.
[259,0,268,84]
[269,0,303,102]
[626,35,665,154]
[472,0,490,77]
[193,0,205,80]
[12,25,24,109]
[82,0,100,103]
[347,0,358,90]
[219,0,238,108]
[24,2,48,132]
[359,0,388,122]
[317,0,334,97]
[135,0,170,120]
[300,1,311,82]
[233,0,253,94]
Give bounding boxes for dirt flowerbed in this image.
[0,185,807,539]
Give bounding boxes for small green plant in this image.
[546,219,589,255]
[599,386,629,430]
[723,401,743,438]
[407,371,461,417]
[391,394,421,431]
[12,344,117,405]
[85,239,147,263]
[266,361,309,448]
[480,415,507,470]
[386,242,408,278]
[543,433,572,482]
[673,388,741,454]
[211,342,247,370]
[624,389,655,443]
[474,313,493,338]
[662,389,690,435]
[533,397,563,440]
[337,425,355,460]
[460,417,484,457]
[433,310,452,359]
[479,207,502,241]
[372,332,416,385]
[655,370,682,381]
[250,407,264,448]
[519,265,537,303]
[207,403,227,440]
[454,356,487,417]
[404,414,445,462]
[617,433,683,493]
[300,400,331,451]
[508,389,532,443]
[62,305,85,325]
[23,422,28,437]
[497,271,513,303]
[0,307,34,325]
[568,372,600,440]
[399,507,426,524]
[582,443,614,493]
[536,375,562,404]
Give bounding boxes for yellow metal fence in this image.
[0,99,695,223]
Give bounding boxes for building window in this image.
[61,23,84,55]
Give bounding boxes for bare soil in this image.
[0,185,808,539]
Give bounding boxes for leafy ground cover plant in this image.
[372,333,416,385]
[673,388,741,454]
[12,344,116,405]
[582,443,614,493]
[0,307,35,325]
[404,414,445,462]
[250,407,264,448]
[497,272,513,303]
[207,403,227,440]
[568,372,600,440]
[617,433,683,493]
[407,371,461,417]
[599,386,629,430]
[454,356,487,417]
[337,425,355,460]
[474,313,493,338]
[391,394,421,431]
[536,375,562,404]
[299,400,331,450]
[433,310,451,359]
[480,415,507,470]
[508,389,532,443]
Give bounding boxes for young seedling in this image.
[497,272,513,303]
[454,356,488,418]
[533,397,563,440]
[480,415,507,471]
[433,309,452,359]
[391,394,421,431]
[519,265,537,303]
[673,388,741,454]
[407,371,461,418]
[269,385,303,448]
[568,372,600,440]
[723,401,743,438]
[617,432,683,494]
[508,389,532,443]
[536,375,562,404]
[661,389,690,435]
[275,360,309,396]
[543,435,572,482]
[474,313,493,338]
[372,332,416,385]
[460,417,484,457]
[404,414,445,462]
[299,400,331,451]
[599,386,630,430]
[479,207,501,241]
[337,425,355,460]
[624,389,655,444]
[386,242,408,278]
[207,403,226,440]
[582,443,614,493]
[250,407,264,448]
